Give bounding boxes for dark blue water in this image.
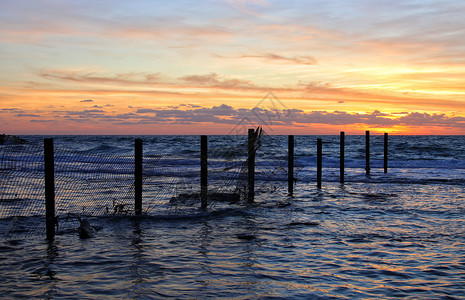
[1,135,464,299]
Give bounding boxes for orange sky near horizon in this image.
[1,0,464,135]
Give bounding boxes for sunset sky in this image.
[1,0,465,135]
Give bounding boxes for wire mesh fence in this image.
[1,129,294,239]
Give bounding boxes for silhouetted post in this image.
[44,138,55,240]
[248,128,255,203]
[200,135,208,209]
[317,138,322,189]
[384,133,388,173]
[340,131,345,183]
[288,135,294,195]
[365,131,370,175]
[134,138,143,215]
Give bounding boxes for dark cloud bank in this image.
[8,105,464,129]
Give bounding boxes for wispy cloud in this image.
[29,68,465,112]
[217,53,317,65]
[1,108,25,113]
[227,0,272,18]
[16,113,41,117]
[38,70,165,86]
[179,73,258,90]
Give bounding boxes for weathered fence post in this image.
[200,135,208,209]
[134,138,143,215]
[384,133,388,173]
[248,128,255,203]
[340,131,345,183]
[44,138,55,240]
[317,138,322,189]
[288,135,294,195]
[365,131,370,175]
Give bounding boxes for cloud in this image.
[63,109,107,121]
[5,101,465,131]
[120,105,465,129]
[5,67,463,121]
[136,109,158,114]
[227,0,271,17]
[33,68,465,112]
[180,104,202,108]
[38,69,277,95]
[179,73,258,90]
[16,113,41,117]
[39,70,165,86]
[39,69,263,91]
[35,68,396,100]
[398,112,465,127]
[30,119,55,123]
[39,68,279,93]
[239,53,317,65]
[0,1,232,44]
[1,108,25,113]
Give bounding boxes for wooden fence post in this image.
[44,138,55,240]
[365,131,370,175]
[384,133,388,173]
[248,128,255,203]
[134,138,143,215]
[200,135,208,209]
[340,131,345,183]
[317,138,322,189]
[288,135,294,195]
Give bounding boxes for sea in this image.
[1,134,464,299]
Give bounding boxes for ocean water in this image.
[1,135,464,299]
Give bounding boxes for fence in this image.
[1,129,389,239]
